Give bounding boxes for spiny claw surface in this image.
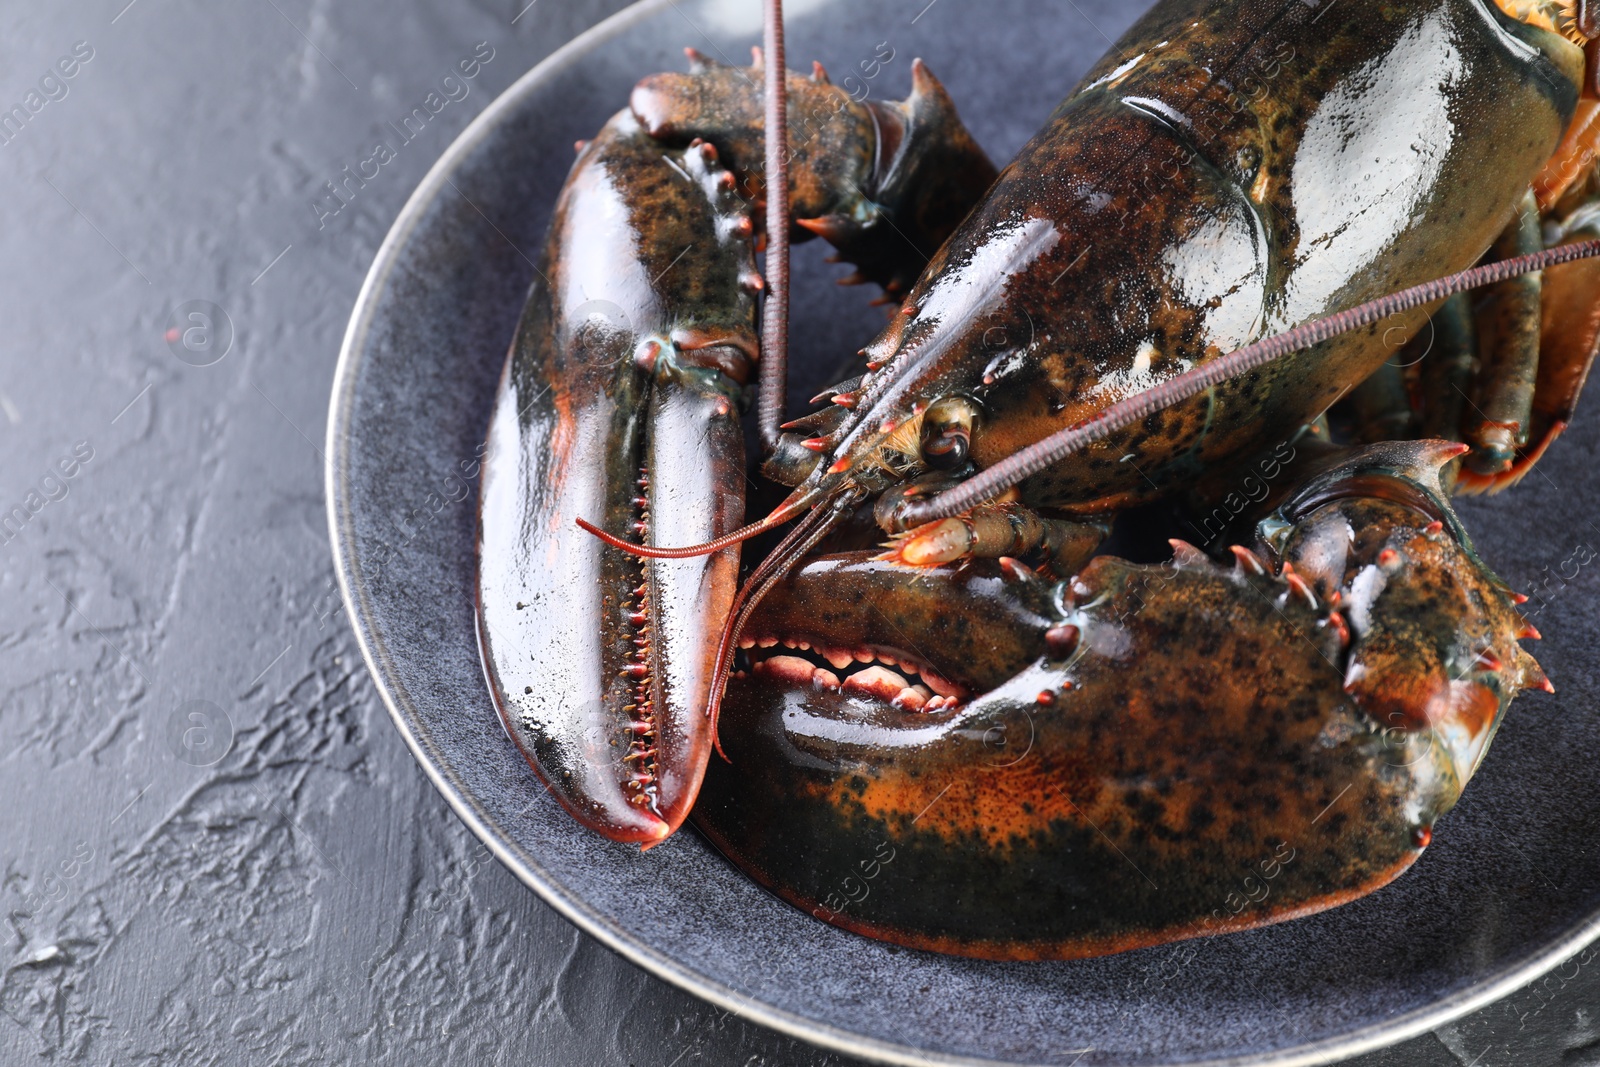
[477,112,755,845]
[693,444,1546,958]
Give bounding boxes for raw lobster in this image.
[477,0,1600,959]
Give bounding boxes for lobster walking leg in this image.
[1416,185,1600,493]
[1417,295,1477,442]
[1347,360,1413,445]
[1527,213,1600,464]
[1463,190,1544,480]
[876,500,1107,570]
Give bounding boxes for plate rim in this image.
[324,2,1600,1063]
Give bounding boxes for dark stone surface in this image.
[2,0,1597,1064]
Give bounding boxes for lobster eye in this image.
[920,395,979,471]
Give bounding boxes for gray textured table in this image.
[2,1,1596,1064]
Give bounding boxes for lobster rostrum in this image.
[477,0,1600,956]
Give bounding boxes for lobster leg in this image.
[1523,210,1600,471]
[874,499,1107,570]
[1445,186,1600,492]
[1417,294,1477,442]
[1383,179,1600,493]
[1445,4,1600,490]
[1346,359,1414,445]
[1462,190,1544,481]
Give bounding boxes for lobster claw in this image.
[693,443,1544,957]
[477,114,757,846]
[478,322,747,846]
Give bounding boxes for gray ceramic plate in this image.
[326,1,1600,1063]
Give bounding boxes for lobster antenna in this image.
[576,483,823,558]
[758,0,790,455]
[703,487,860,757]
[893,238,1600,527]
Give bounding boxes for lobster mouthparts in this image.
[477,114,757,845]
